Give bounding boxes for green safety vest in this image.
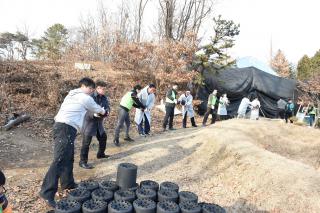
[309,107,317,115]
[120,92,134,110]
[165,90,176,104]
[211,95,217,106]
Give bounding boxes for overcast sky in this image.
[1,0,319,64]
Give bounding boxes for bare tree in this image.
[192,0,214,36]
[116,0,135,43]
[15,24,32,60]
[97,0,114,62]
[0,32,16,60]
[158,0,214,41]
[78,14,100,60]
[15,31,31,60]
[159,0,176,40]
[135,0,150,42]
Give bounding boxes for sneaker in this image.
[113,139,120,146]
[202,124,206,127]
[97,153,110,159]
[124,137,134,142]
[139,133,146,137]
[39,192,56,208]
[79,162,94,169]
[169,127,176,131]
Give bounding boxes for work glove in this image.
[94,113,101,118]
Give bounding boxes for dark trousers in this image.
[309,114,315,126]
[40,122,77,201]
[202,108,217,125]
[138,114,150,134]
[163,105,175,129]
[80,131,107,164]
[277,108,285,119]
[182,112,197,128]
[285,111,293,123]
[114,107,130,140]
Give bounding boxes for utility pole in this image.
[270,35,273,64]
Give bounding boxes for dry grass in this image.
[4,119,320,212]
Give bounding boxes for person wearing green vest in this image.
[308,104,317,127]
[162,84,178,131]
[113,85,145,146]
[202,89,218,126]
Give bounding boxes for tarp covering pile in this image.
[197,67,296,118]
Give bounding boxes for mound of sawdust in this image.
[90,119,320,213]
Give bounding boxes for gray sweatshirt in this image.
[54,88,105,132]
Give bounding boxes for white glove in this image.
[94,113,101,117]
[211,105,215,109]
[174,100,177,104]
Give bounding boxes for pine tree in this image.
[198,15,240,68]
[31,24,68,60]
[271,49,291,78]
[297,55,311,80]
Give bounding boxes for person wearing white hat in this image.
[217,93,229,120]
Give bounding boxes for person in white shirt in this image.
[39,77,106,208]
[217,93,229,120]
[250,97,261,120]
[179,91,197,128]
[134,84,156,136]
[237,96,251,118]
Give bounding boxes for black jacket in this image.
[82,92,110,136]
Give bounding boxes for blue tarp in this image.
[236,56,278,76]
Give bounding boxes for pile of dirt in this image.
[0,61,72,117]
[3,119,320,212]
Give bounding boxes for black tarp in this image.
[197,66,297,118]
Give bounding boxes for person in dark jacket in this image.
[284,99,295,123]
[277,98,287,119]
[162,84,178,131]
[113,85,145,146]
[79,80,110,169]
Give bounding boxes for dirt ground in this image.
[1,118,320,213]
